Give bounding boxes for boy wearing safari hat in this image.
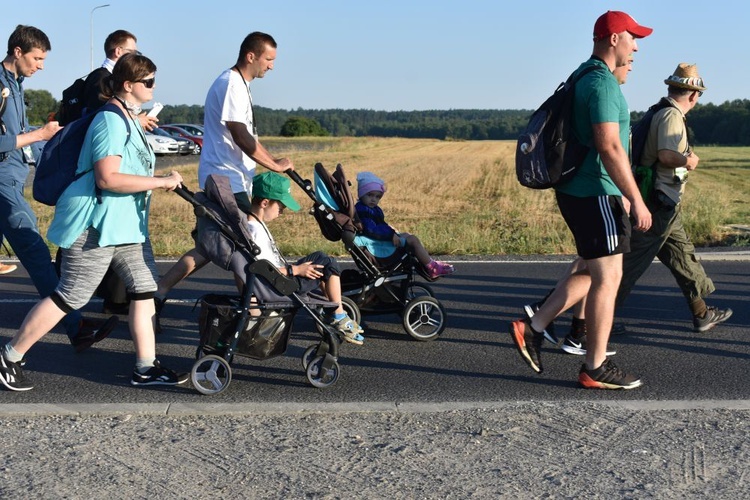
[248,171,365,345]
[616,63,732,332]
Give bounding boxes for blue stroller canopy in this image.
[314,170,341,212]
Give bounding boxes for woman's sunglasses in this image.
[135,78,155,89]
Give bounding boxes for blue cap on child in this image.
[357,171,386,199]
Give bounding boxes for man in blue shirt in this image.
[0,25,117,354]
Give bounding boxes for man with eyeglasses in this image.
[615,63,732,333]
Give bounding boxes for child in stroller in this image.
[292,163,447,341]
[177,173,361,394]
[247,171,364,345]
[355,171,455,280]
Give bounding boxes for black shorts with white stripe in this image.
[555,191,631,260]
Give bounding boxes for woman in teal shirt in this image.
[1,53,186,391]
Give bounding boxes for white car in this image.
[145,132,179,155]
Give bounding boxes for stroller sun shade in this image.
[314,173,341,212]
[311,163,360,242]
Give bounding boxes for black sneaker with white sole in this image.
[131,360,189,386]
[561,333,617,356]
[0,355,34,391]
[523,302,558,345]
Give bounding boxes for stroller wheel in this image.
[191,354,232,395]
[306,354,340,389]
[301,345,317,371]
[402,296,446,341]
[406,283,434,300]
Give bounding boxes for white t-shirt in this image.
[248,217,285,268]
[199,68,258,194]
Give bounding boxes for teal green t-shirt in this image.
[48,110,155,248]
[555,58,630,197]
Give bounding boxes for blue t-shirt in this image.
[48,110,155,248]
[555,58,629,197]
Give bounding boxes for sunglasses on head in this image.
[135,77,155,89]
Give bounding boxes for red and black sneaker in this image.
[508,319,544,374]
[578,358,642,390]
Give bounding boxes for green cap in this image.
[252,171,300,211]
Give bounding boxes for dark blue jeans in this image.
[0,179,82,337]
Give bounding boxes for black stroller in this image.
[174,174,354,394]
[288,163,447,341]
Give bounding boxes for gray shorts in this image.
[55,228,158,310]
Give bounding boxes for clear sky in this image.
[3,1,744,113]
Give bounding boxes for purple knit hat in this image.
[357,171,386,198]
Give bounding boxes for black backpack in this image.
[57,68,109,125]
[631,97,678,170]
[631,97,679,201]
[33,102,130,206]
[515,65,601,189]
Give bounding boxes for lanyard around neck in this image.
[112,96,152,170]
[232,65,257,136]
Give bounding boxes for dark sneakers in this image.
[509,319,544,373]
[71,315,119,353]
[693,306,733,332]
[523,302,558,345]
[578,358,642,390]
[131,360,189,386]
[0,355,34,391]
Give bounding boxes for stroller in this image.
[174,174,355,394]
[288,163,447,341]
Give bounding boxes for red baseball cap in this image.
[593,11,653,40]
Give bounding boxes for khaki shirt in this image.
[641,97,689,205]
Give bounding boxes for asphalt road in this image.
[1,255,747,409]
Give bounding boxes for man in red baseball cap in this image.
[594,10,653,41]
[509,11,653,390]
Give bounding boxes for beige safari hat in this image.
[664,63,707,91]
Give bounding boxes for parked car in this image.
[160,124,203,154]
[145,131,179,155]
[151,127,195,155]
[166,123,204,137]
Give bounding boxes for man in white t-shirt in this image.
[154,32,294,325]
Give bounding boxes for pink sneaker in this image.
[426,260,455,279]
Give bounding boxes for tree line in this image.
[22,89,750,145]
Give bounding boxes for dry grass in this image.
[25,139,750,257]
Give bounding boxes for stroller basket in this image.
[198,294,293,361]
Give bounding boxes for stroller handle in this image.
[173,184,198,206]
[285,169,316,201]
